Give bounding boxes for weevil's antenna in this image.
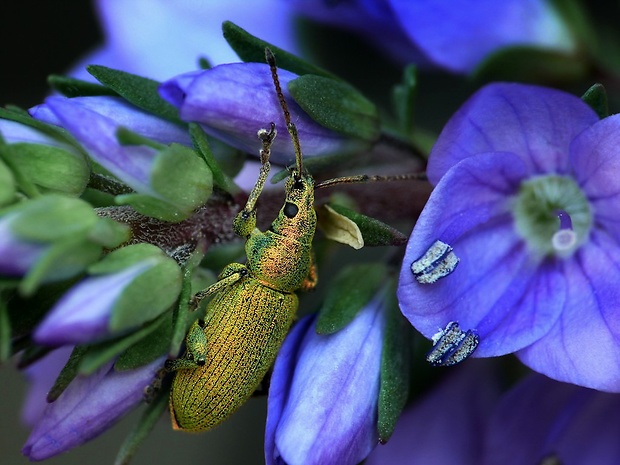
[265,47,304,178]
[315,172,428,189]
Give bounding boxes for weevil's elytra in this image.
[167,48,318,432]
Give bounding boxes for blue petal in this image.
[31,96,192,146]
[399,152,566,356]
[517,229,620,391]
[69,0,299,80]
[43,97,162,196]
[34,262,152,345]
[388,0,576,73]
[427,83,598,184]
[366,361,499,465]
[22,357,164,460]
[569,114,620,241]
[0,214,48,276]
[482,374,620,464]
[159,63,354,165]
[268,297,385,465]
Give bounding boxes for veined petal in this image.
[43,97,160,196]
[160,63,353,165]
[389,0,576,73]
[399,152,565,356]
[366,361,499,465]
[482,374,620,464]
[569,114,620,240]
[30,96,192,146]
[269,297,385,465]
[22,357,164,461]
[34,261,153,345]
[517,229,620,392]
[427,83,598,184]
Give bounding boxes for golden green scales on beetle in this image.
[164,48,423,432]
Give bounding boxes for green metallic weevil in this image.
[165,48,318,432]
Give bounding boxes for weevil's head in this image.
[270,170,316,241]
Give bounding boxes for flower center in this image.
[513,175,591,258]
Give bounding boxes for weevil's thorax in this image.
[245,171,316,292]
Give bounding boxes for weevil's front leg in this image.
[233,124,276,238]
[299,250,318,292]
[189,263,249,310]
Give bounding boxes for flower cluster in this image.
[2,0,620,464]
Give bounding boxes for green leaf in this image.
[392,64,417,135]
[0,106,78,147]
[288,74,380,142]
[79,313,167,375]
[47,346,88,402]
[114,383,170,465]
[0,157,15,206]
[222,21,335,79]
[88,243,164,274]
[378,279,411,443]
[115,193,184,222]
[316,263,386,335]
[189,123,240,195]
[115,312,172,370]
[581,83,609,119]
[0,140,41,199]
[0,298,10,362]
[87,217,131,249]
[474,46,587,83]
[326,203,408,246]
[87,65,181,123]
[48,75,118,98]
[170,267,194,357]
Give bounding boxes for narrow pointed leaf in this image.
[327,203,408,246]
[316,263,386,334]
[581,83,609,119]
[48,75,118,98]
[47,346,89,402]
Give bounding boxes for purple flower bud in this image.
[266,295,386,465]
[160,63,357,165]
[0,213,48,276]
[22,357,164,461]
[34,261,154,345]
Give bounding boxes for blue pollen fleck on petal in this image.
[410,240,460,284]
[426,321,480,366]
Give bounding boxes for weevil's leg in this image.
[299,250,318,292]
[143,366,168,403]
[189,263,249,310]
[233,124,276,238]
[164,318,209,372]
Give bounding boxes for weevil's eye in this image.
[284,202,299,218]
[293,178,304,190]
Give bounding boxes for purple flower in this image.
[365,361,500,465]
[69,0,299,81]
[34,244,182,346]
[160,63,361,165]
[289,0,576,73]
[266,294,386,465]
[22,357,164,461]
[0,213,48,276]
[366,363,620,465]
[30,96,192,147]
[398,83,620,391]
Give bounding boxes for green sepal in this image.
[20,239,103,296]
[288,75,380,142]
[114,382,170,465]
[392,64,417,136]
[0,157,16,206]
[88,243,165,274]
[581,83,609,119]
[473,46,587,83]
[46,346,88,402]
[189,123,240,195]
[0,298,10,362]
[9,195,98,242]
[115,312,172,370]
[170,267,193,357]
[87,217,131,249]
[47,74,118,98]
[0,139,41,199]
[0,106,78,147]
[3,143,89,196]
[378,279,411,443]
[87,65,181,124]
[79,312,167,375]
[115,127,165,150]
[326,203,408,246]
[222,21,335,79]
[116,143,213,222]
[316,263,386,335]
